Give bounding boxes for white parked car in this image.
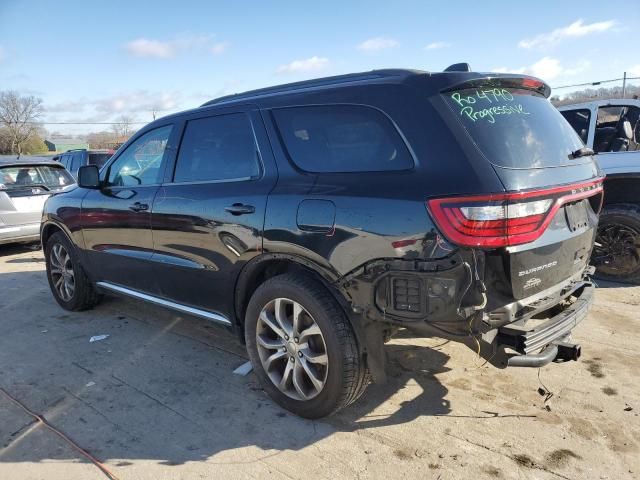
[559,99,640,282]
[0,156,75,246]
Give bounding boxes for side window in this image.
[60,154,70,169]
[272,105,414,173]
[560,109,590,144]
[71,152,84,172]
[173,113,260,183]
[88,153,111,168]
[107,125,172,187]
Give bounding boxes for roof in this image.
[558,99,640,110]
[201,69,428,107]
[0,155,63,167]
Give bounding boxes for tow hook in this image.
[506,341,582,367]
[555,341,581,362]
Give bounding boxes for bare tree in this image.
[0,90,44,157]
[111,114,137,139]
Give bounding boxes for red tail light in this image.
[427,178,604,248]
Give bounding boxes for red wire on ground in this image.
[0,386,120,480]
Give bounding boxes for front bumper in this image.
[0,222,41,245]
[496,282,594,367]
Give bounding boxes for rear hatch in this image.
[430,76,603,300]
[0,164,75,225]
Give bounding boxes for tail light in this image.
[427,178,604,248]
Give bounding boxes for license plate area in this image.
[565,201,589,232]
[509,229,594,299]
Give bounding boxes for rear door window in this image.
[173,113,260,183]
[443,86,585,168]
[273,105,414,173]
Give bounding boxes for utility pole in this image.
[622,71,627,98]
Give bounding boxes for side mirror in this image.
[77,165,101,188]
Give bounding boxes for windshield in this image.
[443,87,585,168]
[0,165,75,191]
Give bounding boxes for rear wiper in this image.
[569,147,595,159]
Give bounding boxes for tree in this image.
[111,114,137,139]
[0,90,44,156]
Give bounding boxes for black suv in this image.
[41,66,603,418]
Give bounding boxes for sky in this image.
[1,0,639,136]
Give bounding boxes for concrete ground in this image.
[0,243,638,480]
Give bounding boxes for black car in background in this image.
[54,149,113,179]
[41,66,603,418]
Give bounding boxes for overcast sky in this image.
[1,0,639,135]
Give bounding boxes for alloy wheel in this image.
[593,223,640,276]
[256,298,329,401]
[49,243,75,302]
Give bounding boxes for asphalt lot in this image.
[0,243,638,480]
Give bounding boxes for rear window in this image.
[443,87,584,168]
[273,105,414,173]
[0,165,74,190]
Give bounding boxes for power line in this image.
[552,76,640,90]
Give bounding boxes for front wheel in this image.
[245,274,369,418]
[592,204,640,283]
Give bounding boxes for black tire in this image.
[245,273,369,418]
[593,203,640,284]
[45,231,101,311]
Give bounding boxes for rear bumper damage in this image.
[497,282,593,367]
[339,254,594,377]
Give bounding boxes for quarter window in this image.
[273,105,413,173]
[107,125,172,187]
[173,113,260,183]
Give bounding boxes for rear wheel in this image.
[245,273,369,418]
[592,204,640,283]
[45,231,101,311]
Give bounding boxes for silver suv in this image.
[0,157,75,245]
[559,99,640,282]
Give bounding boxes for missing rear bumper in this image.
[497,283,593,367]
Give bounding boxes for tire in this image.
[245,273,369,418]
[45,231,101,311]
[592,203,640,284]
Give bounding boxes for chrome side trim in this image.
[96,281,232,326]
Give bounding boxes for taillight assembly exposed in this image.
[427,178,604,248]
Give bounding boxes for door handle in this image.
[225,203,255,215]
[129,202,149,212]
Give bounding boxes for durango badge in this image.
[518,260,558,277]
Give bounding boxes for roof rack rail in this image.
[201,69,426,107]
[444,63,471,72]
